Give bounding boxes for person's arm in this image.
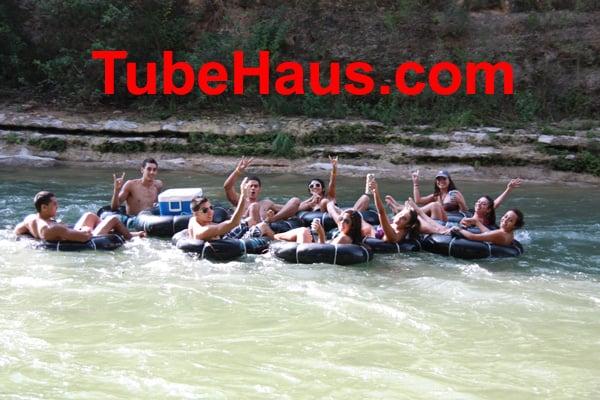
[453,190,468,212]
[311,219,326,244]
[460,217,490,232]
[223,157,253,205]
[299,195,320,211]
[370,179,403,243]
[13,215,34,235]
[155,179,164,196]
[326,198,341,223]
[326,155,338,200]
[42,224,92,242]
[454,228,510,246]
[412,170,434,205]
[494,178,522,209]
[111,174,130,211]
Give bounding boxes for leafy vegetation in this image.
[0,0,599,127]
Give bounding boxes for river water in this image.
[1,167,599,399]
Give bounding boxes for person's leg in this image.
[256,222,275,239]
[384,195,402,214]
[92,215,134,240]
[361,220,375,238]
[267,197,301,222]
[74,212,99,231]
[246,202,262,226]
[353,194,370,212]
[318,198,330,212]
[274,227,305,242]
[421,202,447,221]
[418,216,450,235]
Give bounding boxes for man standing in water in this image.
[111,158,163,215]
[223,157,300,224]
[15,191,143,241]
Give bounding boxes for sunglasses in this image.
[436,176,448,181]
[309,182,322,189]
[194,205,214,213]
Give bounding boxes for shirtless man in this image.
[188,177,274,240]
[223,157,300,224]
[111,158,163,215]
[14,191,143,242]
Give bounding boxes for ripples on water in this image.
[1,168,599,399]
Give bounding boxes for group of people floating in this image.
[14,155,525,250]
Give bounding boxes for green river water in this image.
[1,167,599,399]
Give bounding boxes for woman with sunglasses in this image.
[188,178,274,241]
[298,155,370,213]
[274,200,364,245]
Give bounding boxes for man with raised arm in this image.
[223,156,300,224]
[111,158,164,215]
[14,191,143,242]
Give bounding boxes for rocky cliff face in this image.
[1,107,598,184]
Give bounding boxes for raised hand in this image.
[411,170,420,185]
[239,177,249,198]
[329,155,338,171]
[368,177,378,193]
[507,178,522,190]
[236,156,254,174]
[113,172,125,192]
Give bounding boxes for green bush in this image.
[4,132,22,144]
[28,137,68,152]
[272,132,296,157]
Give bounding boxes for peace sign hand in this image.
[113,172,125,192]
[328,155,338,171]
[236,156,254,174]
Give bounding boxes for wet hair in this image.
[307,178,326,195]
[190,196,209,212]
[480,195,496,226]
[405,209,421,241]
[433,176,458,200]
[342,209,364,245]
[142,158,158,168]
[34,191,55,212]
[508,208,525,229]
[247,175,262,187]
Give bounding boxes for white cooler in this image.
[158,188,203,216]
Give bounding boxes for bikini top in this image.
[442,190,461,212]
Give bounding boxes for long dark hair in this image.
[405,209,421,241]
[508,208,525,229]
[342,209,364,245]
[481,195,496,226]
[433,177,458,200]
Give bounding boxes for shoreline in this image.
[1,105,599,186]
